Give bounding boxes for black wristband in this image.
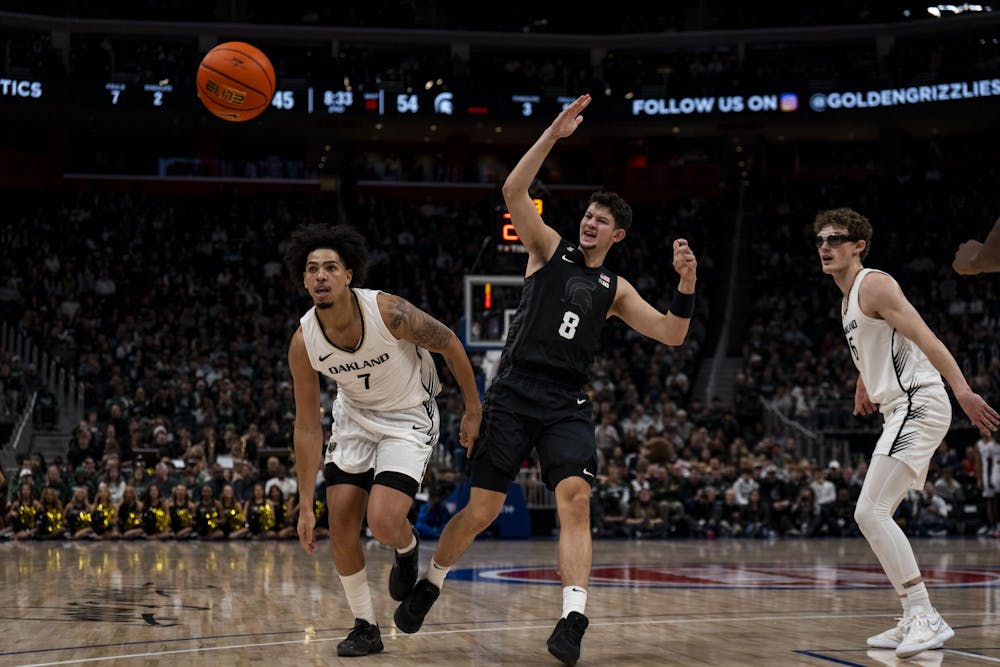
[668,290,695,318]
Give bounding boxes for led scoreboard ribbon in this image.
[3,77,999,117]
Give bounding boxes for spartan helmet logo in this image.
[562,276,598,315]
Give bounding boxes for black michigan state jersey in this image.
[498,239,618,386]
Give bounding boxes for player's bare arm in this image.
[610,278,689,346]
[288,327,323,554]
[609,238,697,345]
[861,272,999,436]
[502,94,592,269]
[380,293,483,448]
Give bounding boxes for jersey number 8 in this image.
[558,311,580,340]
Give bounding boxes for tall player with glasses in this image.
[393,94,698,666]
[814,208,999,659]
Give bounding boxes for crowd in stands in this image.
[588,437,996,540]
[2,448,310,541]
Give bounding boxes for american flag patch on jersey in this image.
[599,273,611,288]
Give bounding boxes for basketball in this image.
[196,41,275,122]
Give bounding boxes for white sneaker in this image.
[867,617,909,649]
[868,616,946,650]
[867,649,943,667]
[895,610,954,659]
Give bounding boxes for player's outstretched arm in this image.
[502,94,591,263]
[863,272,999,437]
[610,240,698,346]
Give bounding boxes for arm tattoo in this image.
[388,296,411,331]
[410,312,454,351]
[388,296,453,350]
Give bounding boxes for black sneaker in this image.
[336,619,384,657]
[393,578,440,633]
[389,526,420,601]
[546,612,589,666]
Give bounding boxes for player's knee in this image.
[853,504,869,532]
[460,500,503,530]
[556,489,591,525]
[853,497,884,532]
[329,517,360,542]
[365,514,398,545]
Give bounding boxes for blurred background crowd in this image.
[0,2,997,543]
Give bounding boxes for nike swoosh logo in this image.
[927,618,942,632]
[582,468,595,478]
[561,255,574,263]
[412,425,424,430]
[576,398,587,405]
[319,352,334,361]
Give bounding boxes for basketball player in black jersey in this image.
[394,93,698,666]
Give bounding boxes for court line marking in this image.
[14,611,1000,666]
[942,649,1000,662]
[0,607,929,657]
[793,650,865,667]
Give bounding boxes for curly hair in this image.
[813,208,873,260]
[588,191,633,232]
[283,224,370,287]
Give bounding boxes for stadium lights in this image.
[926,3,992,16]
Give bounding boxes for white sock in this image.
[900,593,911,617]
[425,558,450,588]
[562,586,587,618]
[904,582,931,616]
[396,530,417,555]
[339,568,377,625]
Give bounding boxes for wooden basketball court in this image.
[1,537,997,666]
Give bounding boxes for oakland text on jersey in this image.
[325,352,391,375]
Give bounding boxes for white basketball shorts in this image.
[324,396,440,484]
[874,384,951,490]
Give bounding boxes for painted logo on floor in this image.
[448,564,1000,589]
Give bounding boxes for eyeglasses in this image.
[814,233,857,248]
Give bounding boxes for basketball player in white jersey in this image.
[285,224,482,657]
[816,207,999,659]
[974,435,1000,537]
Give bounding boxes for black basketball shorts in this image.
[471,370,598,493]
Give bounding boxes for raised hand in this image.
[672,238,697,283]
[548,94,591,139]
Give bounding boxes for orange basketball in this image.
[196,41,275,122]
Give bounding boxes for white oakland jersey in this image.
[978,438,1000,498]
[842,269,943,408]
[300,288,440,411]
[843,268,951,487]
[300,288,441,483]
